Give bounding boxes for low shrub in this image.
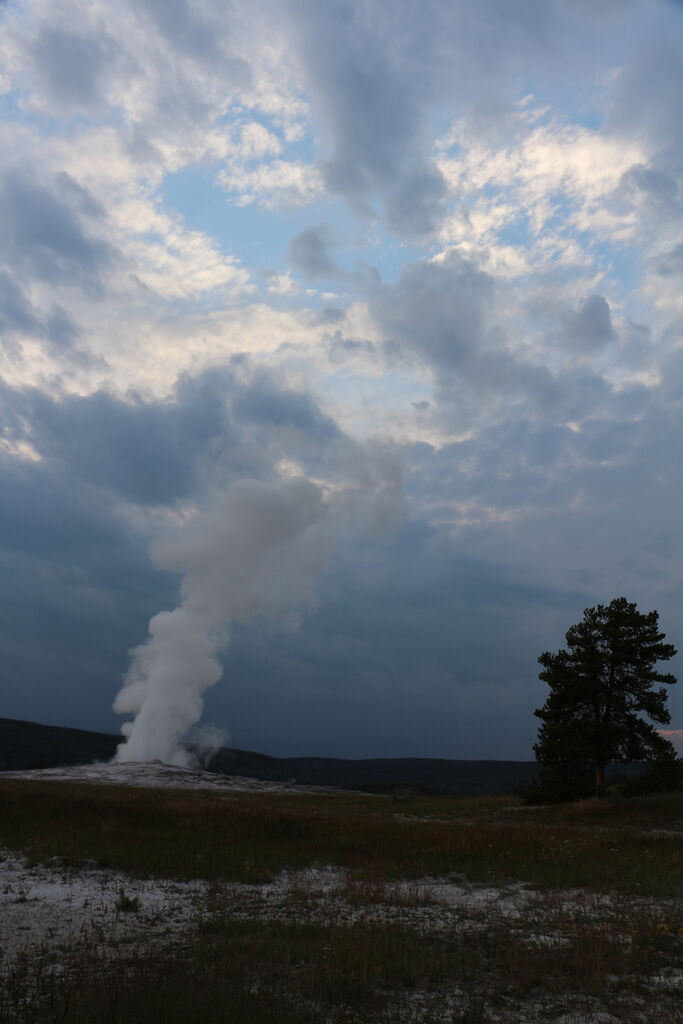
[619,755,683,798]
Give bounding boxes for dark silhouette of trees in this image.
[533,597,679,799]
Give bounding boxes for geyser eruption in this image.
[114,477,331,765]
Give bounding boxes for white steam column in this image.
[114,477,331,766]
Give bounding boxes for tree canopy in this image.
[534,597,678,799]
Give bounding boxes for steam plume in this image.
[114,477,331,765]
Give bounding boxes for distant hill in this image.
[208,747,542,795]
[0,716,646,794]
[0,715,546,794]
[0,717,119,770]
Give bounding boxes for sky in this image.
[2,0,683,760]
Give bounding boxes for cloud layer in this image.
[1,0,682,757]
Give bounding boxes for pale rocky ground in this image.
[0,762,336,974]
[2,759,342,793]
[0,847,208,968]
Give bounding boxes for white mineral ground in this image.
[1,763,682,1022]
[1,760,344,793]
[0,848,208,968]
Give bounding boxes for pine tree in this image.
[534,597,678,799]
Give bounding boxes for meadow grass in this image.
[1,780,682,897]
[3,895,682,1023]
[1,780,682,1022]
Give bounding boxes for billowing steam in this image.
[114,476,332,765]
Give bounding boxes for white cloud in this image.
[266,273,298,295]
[235,121,282,161]
[2,0,683,757]
[436,112,649,279]
[217,159,323,208]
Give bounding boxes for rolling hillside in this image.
[1,716,542,793]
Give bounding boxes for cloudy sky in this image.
[2,0,683,760]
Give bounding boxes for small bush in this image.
[619,755,683,797]
[517,772,593,805]
[115,888,141,913]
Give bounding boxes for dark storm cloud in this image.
[606,0,683,245]
[607,20,683,157]
[234,371,341,439]
[406,381,683,570]
[0,435,596,757]
[136,0,251,87]
[0,450,161,730]
[0,364,344,509]
[28,24,120,113]
[656,243,683,277]
[0,170,114,294]
[369,251,494,370]
[137,0,253,100]
[0,366,350,733]
[0,271,92,364]
[0,373,230,506]
[288,0,448,236]
[0,454,126,556]
[2,0,682,756]
[0,498,174,732]
[45,307,81,350]
[0,272,39,336]
[17,387,226,506]
[205,519,591,758]
[284,0,626,237]
[0,361,406,745]
[367,250,557,411]
[621,163,680,207]
[561,295,616,351]
[326,330,376,365]
[190,362,683,758]
[139,0,223,63]
[288,224,342,279]
[2,364,682,756]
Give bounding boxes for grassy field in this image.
[1,779,682,1022]
[1,779,682,896]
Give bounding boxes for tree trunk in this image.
[595,762,606,798]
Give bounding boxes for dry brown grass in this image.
[1,778,682,1022]
[1,779,682,897]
